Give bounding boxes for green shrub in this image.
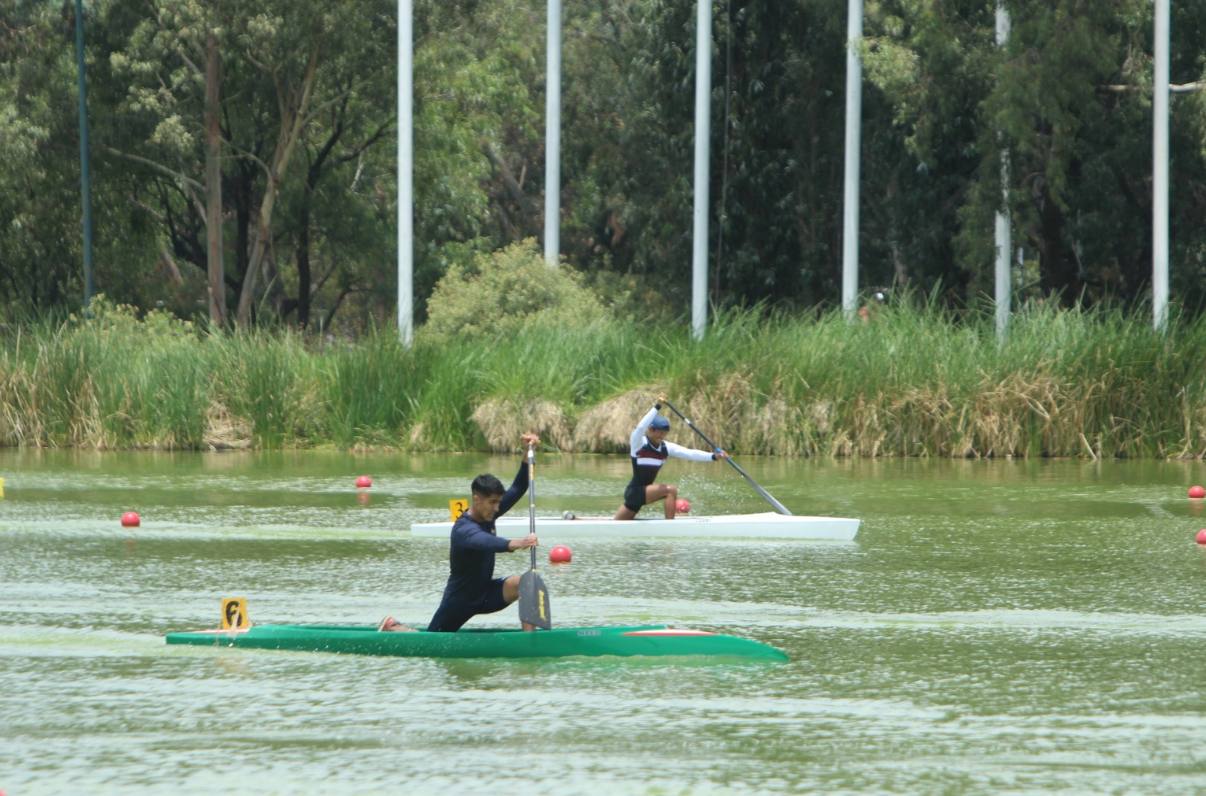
[422,238,609,341]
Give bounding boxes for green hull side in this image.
[165,624,789,661]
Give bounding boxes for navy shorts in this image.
[623,482,649,513]
[426,577,512,632]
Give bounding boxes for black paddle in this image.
[517,443,552,629]
[661,400,793,516]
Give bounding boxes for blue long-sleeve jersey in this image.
[439,460,530,605]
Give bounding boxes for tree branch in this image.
[484,144,539,231]
[336,122,391,165]
[311,256,339,297]
[223,143,274,181]
[104,146,205,193]
[324,283,356,330]
[301,70,385,128]
[1098,81,1204,94]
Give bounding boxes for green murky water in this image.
[3,450,1206,794]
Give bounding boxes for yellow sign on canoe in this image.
[449,499,467,521]
[221,597,249,630]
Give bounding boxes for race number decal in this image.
[220,597,249,630]
[449,499,468,521]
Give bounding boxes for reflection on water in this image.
[2,450,1206,794]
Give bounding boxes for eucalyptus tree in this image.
[109,0,397,328]
[971,0,1154,306]
[860,1,999,299]
[851,0,1206,312]
[0,0,161,315]
[407,0,544,309]
[0,2,71,312]
[614,0,858,309]
[884,0,1206,311]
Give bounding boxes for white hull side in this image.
[410,512,859,541]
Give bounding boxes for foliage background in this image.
[3,0,1205,326]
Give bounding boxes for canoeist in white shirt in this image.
[612,395,727,520]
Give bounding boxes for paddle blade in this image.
[518,569,552,630]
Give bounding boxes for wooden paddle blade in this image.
[518,569,552,630]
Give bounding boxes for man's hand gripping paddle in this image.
[517,443,552,629]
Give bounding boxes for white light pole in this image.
[544,0,562,266]
[691,0,712,340]
[1153,0,1170,331]
[841,0,863,318]
[994,4,1011,338]
[397,0,413,345]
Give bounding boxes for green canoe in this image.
[165,624,789,661]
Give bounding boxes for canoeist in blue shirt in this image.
[613,396,727,520]
[379,432,541,634]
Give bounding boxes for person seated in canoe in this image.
[613,396,727,521]
[379,432,541,633]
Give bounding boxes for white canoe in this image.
[410,511,859,541]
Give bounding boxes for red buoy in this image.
[1190,486,1205,499]
[1197,530,1206,545]
[675,498,690,515]
[549,545,572,563]
[356,475,372,489]
[121,512,140,528]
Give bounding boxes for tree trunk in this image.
[205,30,225,326]
[485,144,539,238]
[234,160,253,301]
[236,45,322,327]
[296,200,312,329]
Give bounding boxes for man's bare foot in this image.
[377,616,417,633]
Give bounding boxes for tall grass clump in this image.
[318,330,418,449]
[0,298,213,448]
[4,289,1206,457]
[465,296,1206,460]
[646,297,1206,459]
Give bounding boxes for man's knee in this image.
[502,574,521,602]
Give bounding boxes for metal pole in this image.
[397,0,413,346]
[544,0,562,266]
[994,4,1011,339]
[74,0,94,311]
[691,0,712,341]
[1153,0,1170,331]
[841,0,862,318]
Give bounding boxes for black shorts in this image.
[426,577,511,632]
[623,482,649,513]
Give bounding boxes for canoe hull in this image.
[411,511,858,541]
[165,624,789,661]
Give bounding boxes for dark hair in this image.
[471,473,506,497]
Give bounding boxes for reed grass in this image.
[2,297,1205,457]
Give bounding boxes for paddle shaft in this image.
[527,445,536,570]
[517,443,551,629]
[660,400,793,516]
